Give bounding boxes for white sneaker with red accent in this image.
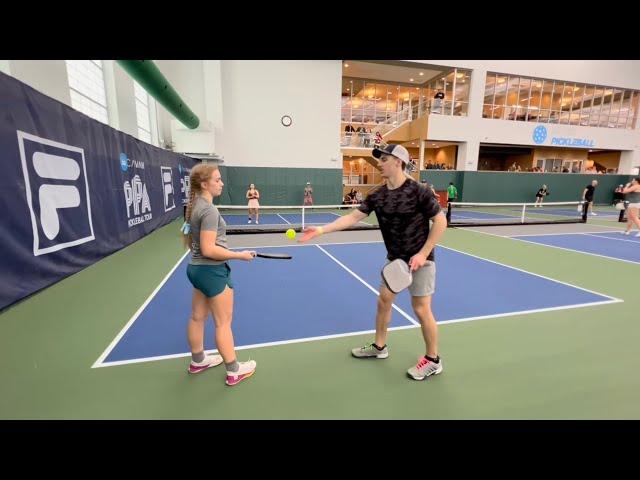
[188,354,223,374]
[226,360,257,386]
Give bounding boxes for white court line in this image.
[228,240,385,250]
[507,230,621,237]
[580,232,640,244]
[466,228,640,266]
[92,249,191,369]
[276,214,291,224]
[325,212,373,227]
[93,240,623,368]
[95,325,420,368]
[314,244,419,326]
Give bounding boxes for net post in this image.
[302,205,306,230]
[446,202,452,226]
[618,201,628,223]
[521,204,526,223]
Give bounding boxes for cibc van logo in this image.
[17,131,95,256]
[119,153,145,171]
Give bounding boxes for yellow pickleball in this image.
[286,229,296,240]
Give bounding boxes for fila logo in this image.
[17,131,95,256]
[161,166,175,212]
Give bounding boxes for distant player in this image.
[303,182,314,209]
[246,183,260,224]
[534,184,549,207]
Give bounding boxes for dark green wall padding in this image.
[422,171,633,204]
[216,167,343,206]
[204,166,631,206]
[116,60,199,129]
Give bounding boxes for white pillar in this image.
[457,140,480,171]
[620,150,640,175]
[467,67,487,120]
[0,60,10,75]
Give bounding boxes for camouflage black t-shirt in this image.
[358,180,442,262]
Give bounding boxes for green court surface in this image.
[1,214,639,420]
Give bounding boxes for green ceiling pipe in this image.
[116,60,199,129]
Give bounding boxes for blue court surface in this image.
[222,211,364,226]
[510,208,617,218]
[98,241,619,366]
[451,208,616,222]
[512,231,640,264]
[451,211,514,220]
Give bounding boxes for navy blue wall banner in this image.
[0,71,198,311]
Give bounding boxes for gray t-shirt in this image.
[189,197,228,266]
[626,189,640,203]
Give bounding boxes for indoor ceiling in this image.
[400,140,458,150]
[342,60,445,86]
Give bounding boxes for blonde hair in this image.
[183,163,219,250]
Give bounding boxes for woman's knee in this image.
[208,287,234,327]
[191,310,208,323]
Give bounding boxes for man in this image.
[447,182,458,204]
[582,179,598,215]
[298,144,447,380]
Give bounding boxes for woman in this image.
[246,183,260,224]
[621,177,640,236]
[182,164,257,386]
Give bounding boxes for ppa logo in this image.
[17,131,95,256]
[123,175,152,228]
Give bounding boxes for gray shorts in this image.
[380,259,436,297]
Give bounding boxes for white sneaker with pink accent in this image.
[226,360,257,386]
[407,356,443,380]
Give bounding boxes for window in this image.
[134,81,152,144]
[484,72,639,129]
[66,60,108,124]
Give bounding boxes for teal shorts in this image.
[187,263,234,298]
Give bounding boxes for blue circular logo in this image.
[179,164,182,174]
[532,126,547,144]
[120,153,128,171]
